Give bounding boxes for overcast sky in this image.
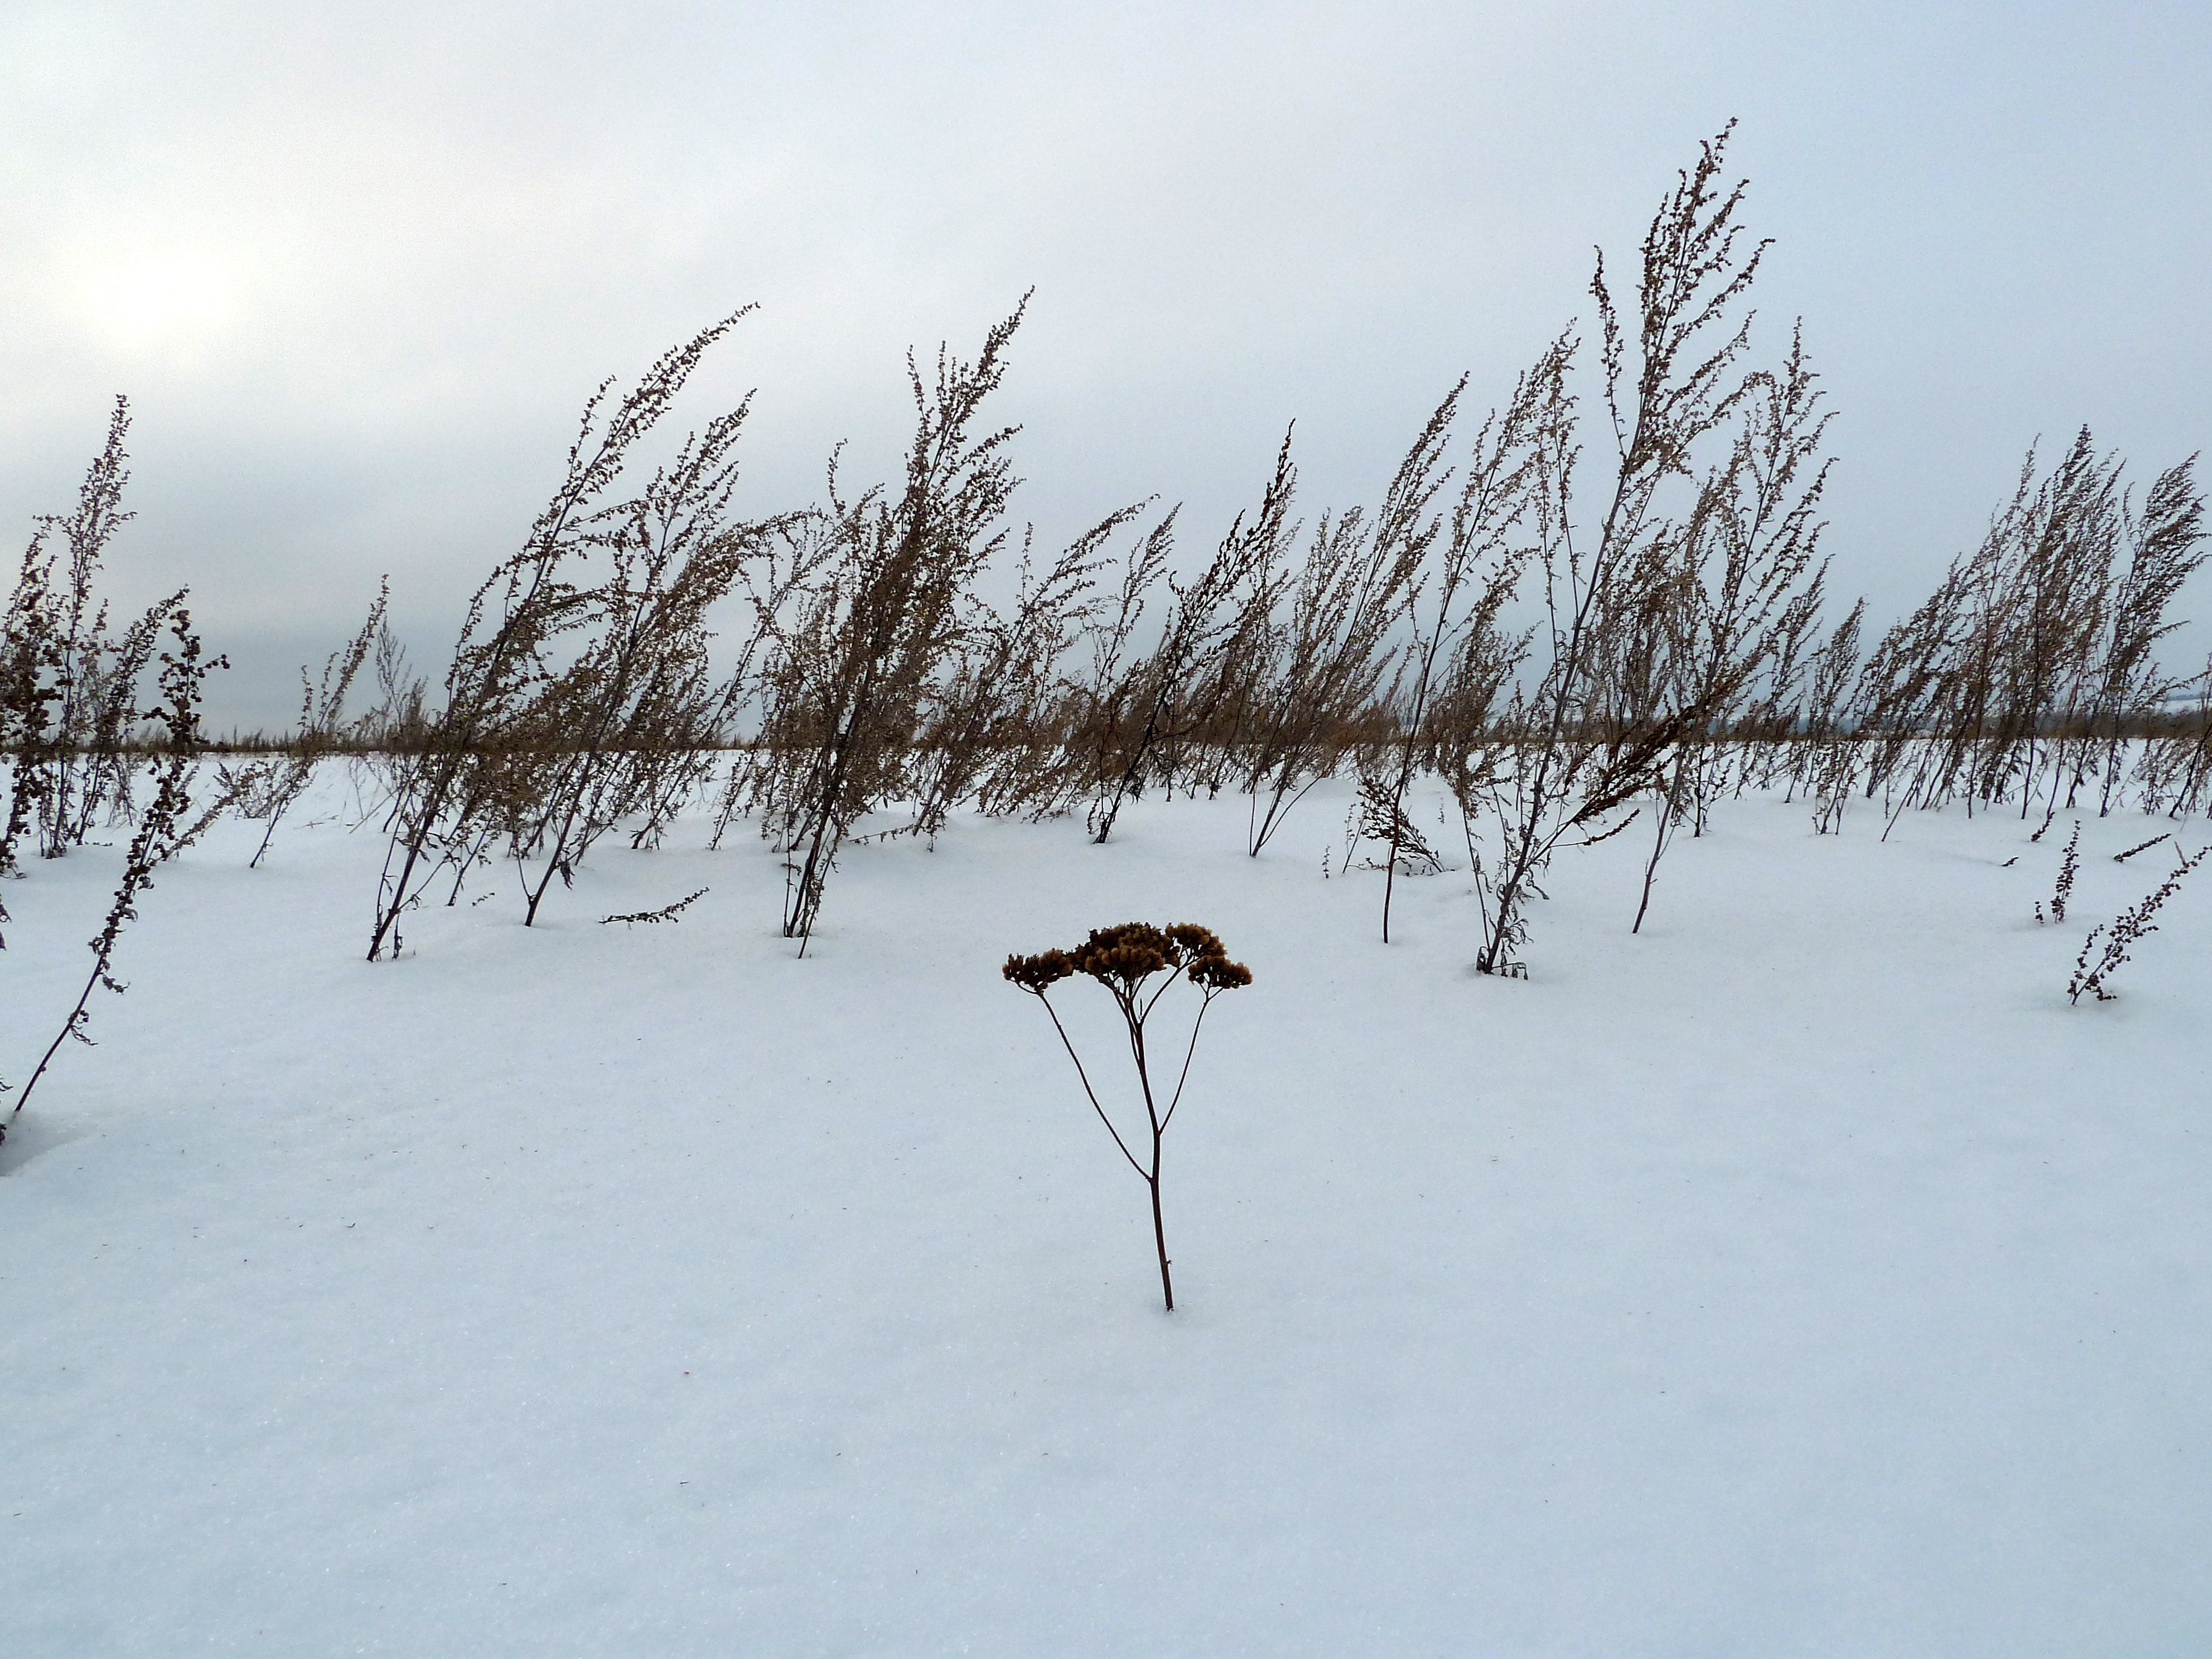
[4,0,2207,728]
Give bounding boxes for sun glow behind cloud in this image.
[69,247,248,359]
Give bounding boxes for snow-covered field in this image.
[4,773,2208,1657]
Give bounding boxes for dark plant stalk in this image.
[1005,923,1250,1312]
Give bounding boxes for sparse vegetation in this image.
[7,124,2210,1149]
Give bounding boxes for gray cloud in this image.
[5,0,2207,728]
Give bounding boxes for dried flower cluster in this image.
[1006,922,1253,1000]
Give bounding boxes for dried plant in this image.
[2035,827,2070,929]
[599,887,708,927]
[358,615,431,752]
[217,580,388,867]
[0,537,63,925]
[2137,659,2212,821]
[907,508,1144,837]
[494,405,779,925]
[4,403,201,967]
[1085,435,1295,842]
[4,605,223,1144]
[2112,833,2169,864]
[1845,436,2204,833]
[1003,922,1251,1311]
[1061,515,1175,821]
[1374,364,1552,939]
[27,398,137,857]
[750,301,1029,951]
[1,399,194,869]
[1352,766,1445,876]
[1847,554,1978,832]
[1630,325,1833,932]
[2089,458,2205,814]
[366,310,757,958]
[1239,390,1457,855]
[1163,526,1288,804]
[1967,436,2118,826]
[2067,842,2209,1004]
[1459,124,1773,974]
[1802,598,1866,833]
[2037,821,2081,924]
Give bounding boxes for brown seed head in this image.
[1188,953,1253,991]
[1002,948,1075,993]
[1008,922,1249,996]
[1162,923,1224,962]
[1068,923,1170,994]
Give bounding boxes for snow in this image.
[4,773,2210,1656]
